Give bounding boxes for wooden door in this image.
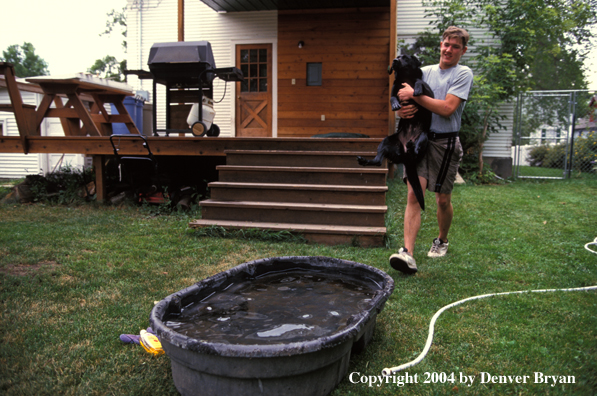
[236,44,272,137]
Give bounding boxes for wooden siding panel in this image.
[0,89,38,177]
[278,8,391,138]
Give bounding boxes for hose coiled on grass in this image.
[382,238,597,376]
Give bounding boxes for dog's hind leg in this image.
[357,140,388,166]
[357,151,384,166]
[413,131,428,159]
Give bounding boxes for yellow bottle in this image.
[139,329,164,355]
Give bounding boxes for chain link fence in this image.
[513,90,597,180]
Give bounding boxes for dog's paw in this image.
[357,156,368,166]
[390,97,401,111]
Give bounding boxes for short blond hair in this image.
[442,26,469,47]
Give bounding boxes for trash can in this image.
[110,96,144,134]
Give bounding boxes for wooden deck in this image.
[0,135,381,156]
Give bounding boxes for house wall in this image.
[126,0,278,137]
[0,90,41,178]
[277,8,391,138]
[396,0,514,176]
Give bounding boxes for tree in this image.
[475,0,595,93]
[89,7,128,81]
[0,42,49,77]
[88,55,127,82]
[101,7,127,52]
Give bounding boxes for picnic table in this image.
[0,62,140,153]
[25,74,140,137]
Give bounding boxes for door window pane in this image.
[241,50,249,63]
[240,47,268,92]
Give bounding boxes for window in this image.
[306,63,322,86]
[240,48,268,93]
[0,117,6,136]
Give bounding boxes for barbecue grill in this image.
[127,41,243,137]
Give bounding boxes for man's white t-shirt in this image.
[421,64,474,134]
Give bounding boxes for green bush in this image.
[27,165,95,205]
[525,132,597,173]
[543,143,567,169]
[527,145,550,167]
[572,131,597,172]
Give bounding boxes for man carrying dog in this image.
[389,26,473,274]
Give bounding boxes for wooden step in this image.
[188,219,386,247]
[216,165,387,186]
[208,182,388,205]
[224,149,381,168]
[200,200,387,227]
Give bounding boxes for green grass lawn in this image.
[516,165,596,180]
[1,178,596,395]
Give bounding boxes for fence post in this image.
[567,91,578,179]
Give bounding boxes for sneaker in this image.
[389,248,418,274]
[428,238,449,258]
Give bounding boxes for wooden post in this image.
[387,0,398,179]
[93,155,106,203]
[389,0,397,137]
[0,62,32,153]
[178,0,184,42]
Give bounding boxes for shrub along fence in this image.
[513,90,597,180]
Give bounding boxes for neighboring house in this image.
[574,95,596,136]
[0,77,86,179]
[125,0,515,176]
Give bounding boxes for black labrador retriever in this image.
[357,54,433,210]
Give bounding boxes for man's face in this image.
[439,37,467,69]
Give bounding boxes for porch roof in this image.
[199,0,389,13]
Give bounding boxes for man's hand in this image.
[398,83,414,102]
[398,104,418,119]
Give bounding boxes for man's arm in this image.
[398,83,462,118]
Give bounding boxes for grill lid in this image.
[148,41,216,68]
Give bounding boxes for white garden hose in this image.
[585,237,597,254]
[382,238,597,376]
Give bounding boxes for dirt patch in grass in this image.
[0,261,61,276]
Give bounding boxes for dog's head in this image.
[388,55,422,78]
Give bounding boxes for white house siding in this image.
[126,0,278,137]
[396,0,513,168]
[0,87,85,179]
[0,89,40,178]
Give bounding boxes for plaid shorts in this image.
[403,135,463,194]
